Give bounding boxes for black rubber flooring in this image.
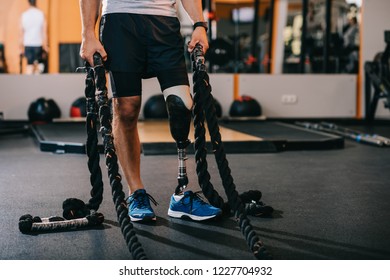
[1,121,390,260]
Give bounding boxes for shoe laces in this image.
[128,191,158,208]
[184,191,208,211]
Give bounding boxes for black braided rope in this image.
[84,66,104,211]
[191,46,271,260]
[86,54,147,260]
[19,66,105,233]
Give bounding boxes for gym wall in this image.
[0,73,356,120]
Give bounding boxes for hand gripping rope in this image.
[191,45,272,259]
[19,54,147,260]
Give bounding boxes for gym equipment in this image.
[0,120,30,137]
[19,210,104,234]
[32,119,345,155]
[143,94,168,119]
[27,97,61,123]
[213,97,223,118]
[69,79,114,121]
[240,190,274,217]
[229,95,262,117]
[296,121,390,147]
[206,38,235,67]
[365,30,390,121]
[70,97,87,117]
[192,44,271,259]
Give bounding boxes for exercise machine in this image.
[365,30,390,121]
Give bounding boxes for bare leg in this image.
[25,64,34,75]
[33,61,39,74]
[112,96,144,194]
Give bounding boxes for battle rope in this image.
[84,64,104,212]
[19,65,106,234]
[191,45,272,259]
[87,54,147,260]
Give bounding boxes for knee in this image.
[112,97,141,125]
[117,108,139,124]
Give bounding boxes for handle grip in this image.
[93,52,104,67]
[191,44,206,72]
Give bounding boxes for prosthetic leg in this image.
[163,86,192,195]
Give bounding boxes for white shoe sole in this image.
[130,216,156,222]
[168,209,219,221]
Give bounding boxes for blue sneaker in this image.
[127,189,157,222]
[168,191,222,221]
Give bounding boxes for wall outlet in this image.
[281,94,298,104]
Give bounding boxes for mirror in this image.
[282,0,361,74]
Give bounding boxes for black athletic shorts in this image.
[24,46,43,65]
[99,13,189,97]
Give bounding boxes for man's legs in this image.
[24,47,34,75]
[24,47,43,75]
[25,64,35,75]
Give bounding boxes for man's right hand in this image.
[79,35,107,66]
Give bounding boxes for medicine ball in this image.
[70,97,87,117]
[28,97,61,123]
[229,95,262,117]
[143,94,168,119]
[47,99,61,119]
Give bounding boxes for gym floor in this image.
[0,119,390,260]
